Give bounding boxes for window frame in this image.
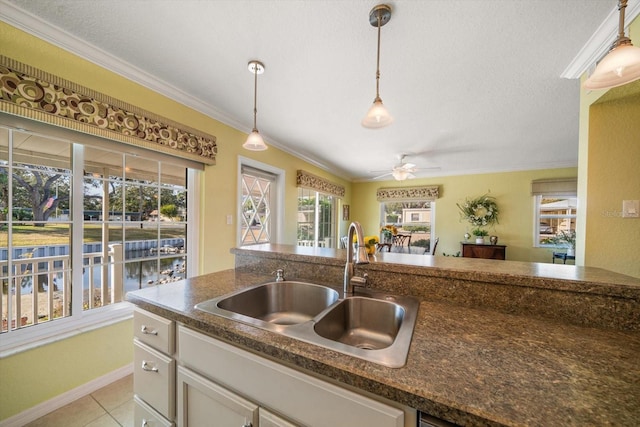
[533,194,577,248]
[296,187,338,248]
[0,122,201,356]
[237,157,285,247]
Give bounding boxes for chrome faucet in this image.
[344,221,369,294]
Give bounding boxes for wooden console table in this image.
[461,242,506,260]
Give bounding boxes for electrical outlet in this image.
[226,214,233,225]
[622,200,639,218]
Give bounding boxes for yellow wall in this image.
[351,168,577,262]
[584,84,640,278]
[576,16,640,278]
[0,319,132,420]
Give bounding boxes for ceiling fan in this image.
[370,154,439,181]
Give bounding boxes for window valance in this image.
[0,56,217,165]
[296,170,345,197]
[376,185,439,201]
[531,178,577,196]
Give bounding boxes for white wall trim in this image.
[562,0,640,79]
[0,363,133,427]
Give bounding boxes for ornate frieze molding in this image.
[376,185,439,201]
[296,170,345,197]
[0,56,216,164]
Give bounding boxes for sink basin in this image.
[195,281,339,328]
[313,297,403,350]
[195,281,419,368]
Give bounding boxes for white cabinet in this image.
[133,309,415,427]
[177,366,259,427]
[178,325,412,427]
[133,309,175,426]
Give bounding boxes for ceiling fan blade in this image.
[401,162,416,170]
[372,172,392,180]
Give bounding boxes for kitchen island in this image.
[127,245,640,426]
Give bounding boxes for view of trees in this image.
[0,166,70,225]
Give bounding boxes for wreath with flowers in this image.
[457,193,499,228]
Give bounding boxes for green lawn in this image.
[8,224,185,246]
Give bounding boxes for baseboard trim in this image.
[0,363,133,427]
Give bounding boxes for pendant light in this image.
[362,4,393,129]
[243,60,268,151]
[583,0,640,90]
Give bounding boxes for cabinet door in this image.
[177,366,259,427]
[259,409,299,427]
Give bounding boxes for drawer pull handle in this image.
[141,360,159,373]
[140,325,158,335]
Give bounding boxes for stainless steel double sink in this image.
[195,281,419,368]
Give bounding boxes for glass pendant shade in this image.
[362,98,393,128]
[584,43,640,90]
[243,129,268,151]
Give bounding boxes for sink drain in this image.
[356,343,377,350]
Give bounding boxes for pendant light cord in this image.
[252,65,258,132]
[615,0,632,47]
[375,12,382,101]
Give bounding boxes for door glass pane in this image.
[241,170,273,245]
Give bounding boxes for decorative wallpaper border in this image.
[296,170,345,197]
[376,185,439,201]
[0,56,216,164]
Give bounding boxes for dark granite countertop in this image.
[127,265,640,426]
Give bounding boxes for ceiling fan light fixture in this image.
[243,60,268,151]
[583,0,640,90]
[362,4,393,129]
[392,168,408,181]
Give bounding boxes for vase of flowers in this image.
[353,234,379,255]
[551,230,576,256]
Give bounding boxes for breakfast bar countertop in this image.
[127,255,640,427]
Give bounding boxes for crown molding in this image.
[562,0,640,79]
[0,0,347,178]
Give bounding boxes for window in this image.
[534,195,577,247]
[380,201,434,253]
[1,124,196,349]
[240,166,275,245]
[297,188,336,248]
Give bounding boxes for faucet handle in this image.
[350,273,369,289]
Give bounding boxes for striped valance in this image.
[296,170,345,197]
[377,185,439,201]
[0,56,217,165]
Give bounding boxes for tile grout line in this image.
[88,394,123,426]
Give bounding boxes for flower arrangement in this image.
[353,234,379,254]
[380,224,398,241]
[551,229,576,249]
[457,193,499,228]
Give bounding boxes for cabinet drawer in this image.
[134,340,176,421]
[134,308,175,354]
[134,395,174,427]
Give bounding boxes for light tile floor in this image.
[25,375,133,427]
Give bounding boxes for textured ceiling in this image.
[2,0,621,181]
